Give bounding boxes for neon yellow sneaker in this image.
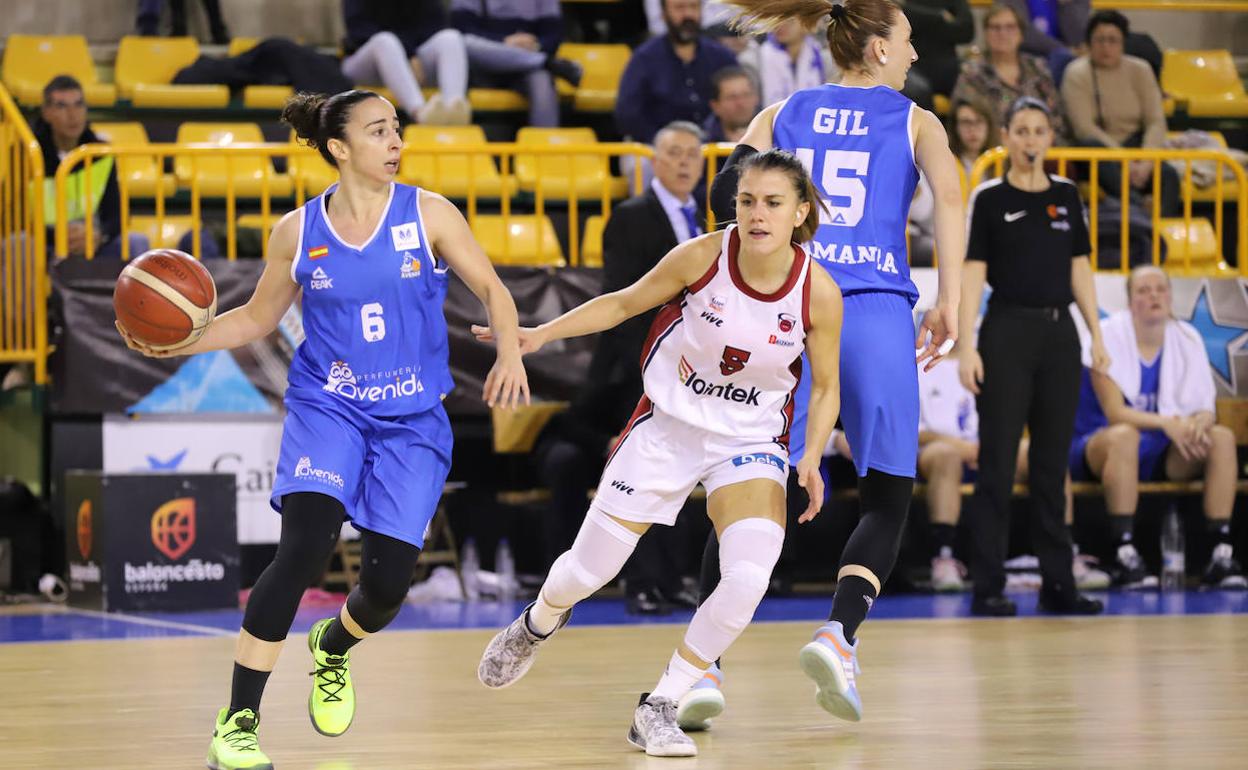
[307,618,355,736]
[206,707,272,770]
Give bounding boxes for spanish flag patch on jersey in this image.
[308,245,329,260]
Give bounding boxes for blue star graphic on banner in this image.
[1187,287,1248,383]
[145,448,188,470]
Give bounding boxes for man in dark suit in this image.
[532,121,707,614]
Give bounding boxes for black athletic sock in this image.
[229,663,271,717]
[1109,514,1135,546]
[828,575,878,643]
[931,523,956,557]
[1208,519,1233,550]
[320,616,362,656]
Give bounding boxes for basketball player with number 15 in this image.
[118,89,529,770]
[688,0,967,726]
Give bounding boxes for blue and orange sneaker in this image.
[798,621,862,722]
[676,662,724,731]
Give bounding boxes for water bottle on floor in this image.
[461,537,481,600]
[1161,506,1185,591]
[495,538,517,602]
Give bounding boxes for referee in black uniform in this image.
[959,97,1110,616]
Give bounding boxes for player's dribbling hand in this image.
[483,351,531,409]
[916,302,958,372]
[795,455,824,524]
[470,324,546,355]
[114,321,183,359]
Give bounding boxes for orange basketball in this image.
[113,249,217,350]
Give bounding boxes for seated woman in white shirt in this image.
[738,18,836,107]
[1069,265,1246,590]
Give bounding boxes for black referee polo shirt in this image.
[966,174,1092,308]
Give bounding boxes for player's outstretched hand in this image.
[915,302,958,372]
[470,324,546,355]
[115,321,182,359]
[795,455,824,524]
[483,351,531,409]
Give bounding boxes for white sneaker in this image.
[676,663,723,731]
[1072,552,1111,590]
[931,555,967,592]
[477,602,571,689]
[628,693,697,757]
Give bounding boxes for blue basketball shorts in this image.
[1070,428,1171,482]
[270,387,453,548]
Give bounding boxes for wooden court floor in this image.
[5,615,1248,769]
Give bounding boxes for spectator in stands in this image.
[449,0,584,128]
[1060,10,1179,217]
[1001,0,1089,83]
[1069,266,1246,589]
[35,75,216,259]
[341,0,472,125]
[903,0,974,112]
[644,0,745,51]
[949,98,996,177]
[136,0,230,43]
[951,3,1069,145]
[615,0,738,146]
[533,121,707,614]
[737,18,836,108]
[702,67,759,144]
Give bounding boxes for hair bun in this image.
[828,3,847,20]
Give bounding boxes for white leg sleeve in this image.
[529,505,640,634]
[682,518,784,664]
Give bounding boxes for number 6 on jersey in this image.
[361,302,385,342]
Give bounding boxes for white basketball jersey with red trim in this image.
[640,225,813,445]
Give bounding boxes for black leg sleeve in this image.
[320,528,422,655]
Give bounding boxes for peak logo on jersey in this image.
[151,498,195,561]
[323,359,425,403]
[778,313,796,333]
[808,241,899,275]
[768,334,797,347]
[310,266,333,290]
[709,295,727,313]
[308,245,329,260]
[294,455,346,490]
[391,222,421,251]
[678,355,761,406]
[730,452,786,471]
[400,251,421,279]
[700,310,724,327]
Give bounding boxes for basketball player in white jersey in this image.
[473,150,843,756]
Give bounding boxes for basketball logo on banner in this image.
[151,498,196,560]
[77,500,93,560]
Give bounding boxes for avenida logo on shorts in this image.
[294,455,345,490]
[323,360,424,402]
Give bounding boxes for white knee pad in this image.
[539,505,640,609]
[684,518,784,663]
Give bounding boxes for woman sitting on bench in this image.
[1070,265,1246,589]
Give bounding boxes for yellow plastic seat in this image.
[580,215,605,268]
[554,43,631,112]
[932,94,951,116]
[115,36,229,107]
[228,37,260,57]
[399,125,515,199]
[514,127,628,200]
[468,87,528,113]
[175,123,292,198]
[471,214,565,267]
[2,35,117,107]
[285,130,339,197]
[128,215,194,250]
[91,122,177,198]
[243,85,294,109]
[1161,50,1248,119]
[1159,217,1231,274]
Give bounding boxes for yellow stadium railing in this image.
[0,84,47,385]
[54,142,655,266]
[969,146,1248,274]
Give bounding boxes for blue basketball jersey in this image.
[773,84,920,303]
[286,182,453,416]
[1074,351,1162,438]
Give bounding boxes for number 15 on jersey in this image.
[794,148,870,228]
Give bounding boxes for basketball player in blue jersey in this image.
[118,89,528,770]
[680,0,967,726]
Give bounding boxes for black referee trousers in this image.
[969,303,1081,599]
